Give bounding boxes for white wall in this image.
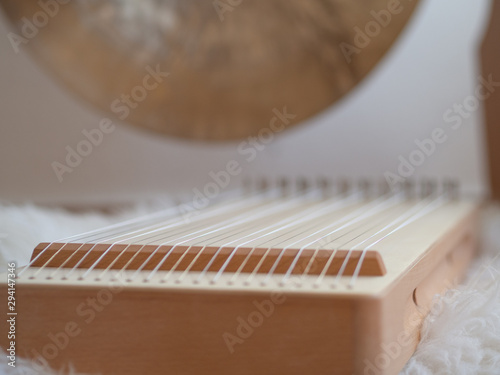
[0,0,491,205]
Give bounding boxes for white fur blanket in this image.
[0,203,499,375]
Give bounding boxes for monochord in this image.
[1,178,479,375]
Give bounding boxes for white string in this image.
[23,182,457,290]
[287,202,411,282]
[278,197,406,286]
[226,193,381,285]
[347,194,446,288]
[254,192,403,286]
[44,189,273,280]
[17,203,183,277]
[90,187,303,282]
[309,194,405,287]
[333,198,435,287]
[22,188,250,277]
[202,191,362,284]
[306,210,399,288]
[264,193,403,286]
[66,188,278,280]
[81,193,271,280]
[149,188,320,283]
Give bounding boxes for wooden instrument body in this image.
[1,197,479,375]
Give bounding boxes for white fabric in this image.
[0,203,499,375]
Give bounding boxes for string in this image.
[65,187,279,280]
[346,194,446,288]
[146,187,320,283]
[278,198,409,286]
[36,207,191,279]
[262,193,403,286]
[80,192,271,280]
[208,191,362,284]
[251,192,403,286]
[334,197,436,287]
[288,203,411,281]
[256,192,401,287]
[327,198,433,287]
[41,188,273,280]
[24,181,458,289]
[227,192,377,285]
[82,186,299,281]
[18,202,183,277]
[119,199,285,281]
[197,191,361,284]
[22,187,242,277]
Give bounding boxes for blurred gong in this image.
[1,0,419,140]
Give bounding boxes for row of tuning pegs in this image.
[241,176,461,199]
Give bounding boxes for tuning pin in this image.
[358,178,372,198]
[317,176,331,198]
[421,178,437,198]
[443,179,460,200]
[258,177,270,192]
[278,177,290,197]
[297,176,310,193]
[242,176,253,195]
[173,196,184,208]
[337,178,351,195]
[403,179,416,199]
[379,179,391,196]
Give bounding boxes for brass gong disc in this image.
[1,0,419,141]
